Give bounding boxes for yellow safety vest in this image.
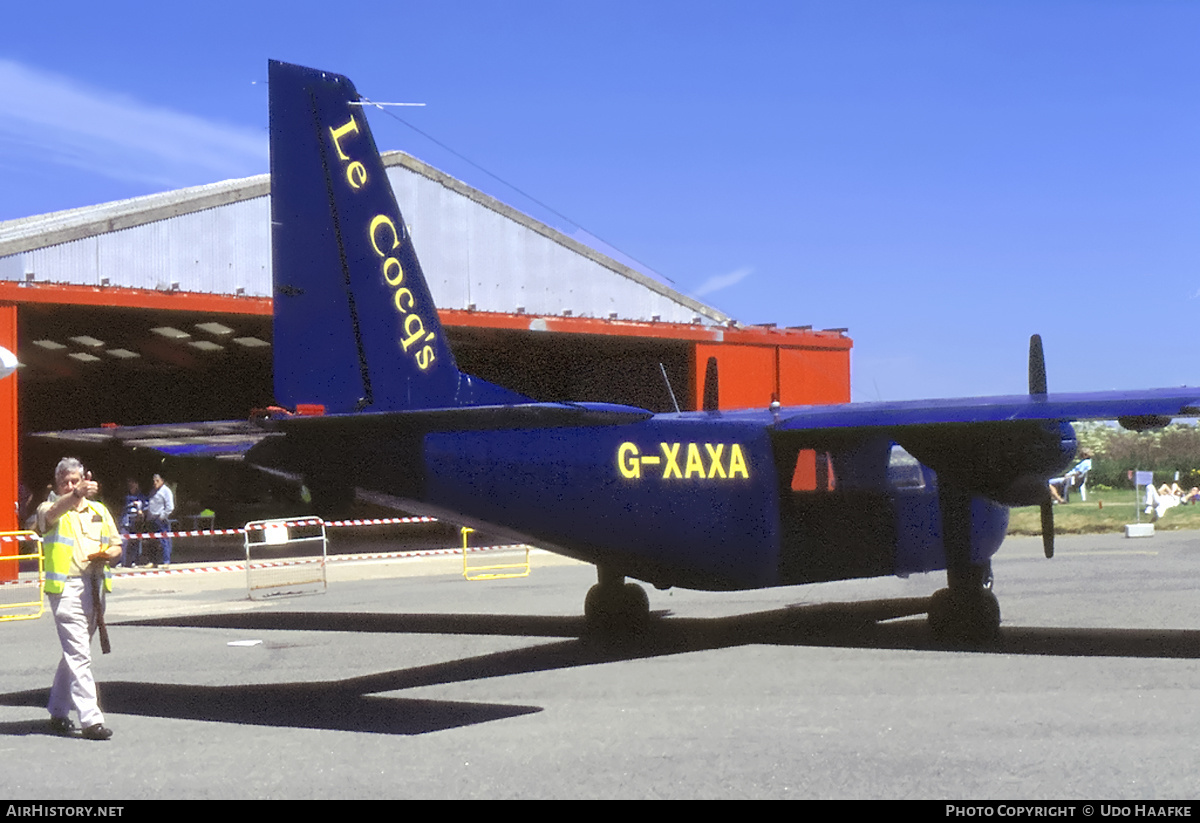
[42,500,117,595]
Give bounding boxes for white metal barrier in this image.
[120,515,531,594]
[243,517,328,600]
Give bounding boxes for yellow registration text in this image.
[617,442,750,480]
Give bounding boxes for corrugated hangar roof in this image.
[0,151,728,326]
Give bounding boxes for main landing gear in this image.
[928,565,1001,643]
[584,567,650,634]
[930,483,1002,643]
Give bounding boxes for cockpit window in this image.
[887,445,925,489]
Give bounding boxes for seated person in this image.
[1159,482,1186,498]
[1146,482,1184,520]
[1049,452,1093,503]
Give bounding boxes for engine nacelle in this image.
[897,420,1076,506]
[1118,414,1173,432]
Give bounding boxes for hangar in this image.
[0,150,851,531]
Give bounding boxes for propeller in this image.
[1028,333,1047,396]
[1030,334,1054,558]
[1040,497,1055,559]
[0,346,17,381]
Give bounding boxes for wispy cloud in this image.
[0,59,266,190]
[695,266,752,297]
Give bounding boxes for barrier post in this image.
[461,526,531,581]
[0,531,44,622]
[0,534,15,584]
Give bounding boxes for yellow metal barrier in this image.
[460,527,531,581]
[0,531,45,622]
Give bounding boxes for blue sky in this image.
[0,1,1196,402]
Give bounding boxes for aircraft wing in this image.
[772,388,1200,431]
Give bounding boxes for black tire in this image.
[584,582,650,635]
[928,587,1000,643]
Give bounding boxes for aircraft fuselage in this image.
[259,409,1013,593]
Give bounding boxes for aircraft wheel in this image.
[585,582,650,635]
[928,587,1000,643]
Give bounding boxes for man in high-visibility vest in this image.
[36,457,122,741]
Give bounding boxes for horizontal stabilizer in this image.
[33,401,653,457]
[273,401,654,436]
[33,420,276,458]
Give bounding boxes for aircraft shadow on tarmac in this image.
[4,598,1200,737]
[116,595,1200,662]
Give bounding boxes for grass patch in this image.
[1007,487,1200,535]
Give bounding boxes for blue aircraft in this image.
[42,61,1200,642]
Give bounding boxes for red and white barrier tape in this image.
[120,515,439,541]
[0,542,531,584]
[4,517,441,543]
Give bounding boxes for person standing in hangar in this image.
[146,472,175,567]
[118,478,147,567]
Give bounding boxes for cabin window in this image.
[886,445,925,490]
[791,448,836,492]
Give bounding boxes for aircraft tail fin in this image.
[268,60,527,414]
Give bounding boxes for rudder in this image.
[268,60,525,414]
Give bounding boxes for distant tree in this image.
[1074,421,1200,488]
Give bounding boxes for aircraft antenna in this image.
[351,99,426,107]
[702,357,719,412]
[660,363,681,414]
[359,94,675,287]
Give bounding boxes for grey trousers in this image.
[47,576,105,727]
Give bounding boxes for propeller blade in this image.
[1029,334,1047,396]
[1031,333,1053,557]
[1040,499,1055,558]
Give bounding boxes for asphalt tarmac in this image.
[2,530,1199,800]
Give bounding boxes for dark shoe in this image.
[48,717,76,736]
[82,723,113,741]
